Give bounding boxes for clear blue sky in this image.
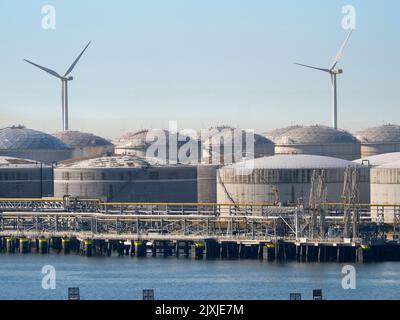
[0,0,399,139]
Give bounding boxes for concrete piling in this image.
[38,238,49,254]
[191,242,205,259]
[19,238,30,254]
[134,241,146,257]
[6,238,15,253]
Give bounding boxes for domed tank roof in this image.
[204,127,273,146]
[263,125,302,142]
[355,124,400,143]
[375,159,400,169]
[114,129,189,150]
[53,130,113,148]
[274,125,359,145]
[0,126,70,150]
[353,152,400,167]
[58,155,181,168]
[0,156,50,168]
[225,154,361,170]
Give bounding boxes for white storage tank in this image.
[355,124,400,157]
[54,155,217,203]
[0,156,53,197]
[53,130,114,159]
[217,154,370,205]
[273,125,361,160]
[370,159,400,223]
[0,126,72,164]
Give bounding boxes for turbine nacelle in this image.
[63,76,74,81]
[332,69,343,75]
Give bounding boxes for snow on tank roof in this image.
[113,129,189,149]
[355,124,400,143]
[223,154,362,170]
[375,159,400,169]
[52,130,113,147]
[0,126,70,150]
[57,155,184,168]
[274,125,359,145]
[0,156,50,168]
[204,127,273,146]
[263,125,302,142]
[353,152,400,167]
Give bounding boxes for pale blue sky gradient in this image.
[0,0,399,139]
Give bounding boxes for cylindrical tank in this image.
[370,159,400,223]
[52,130,114,159]
[217,154,370,205]
[355,124,400,157]
[0,126,72,164]
[202,126,274,165]
[273,125,361,160]
[54,156,217,203]
[0,156,53,197]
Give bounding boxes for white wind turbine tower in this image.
[295,30,354,130]
[24,41,91,131]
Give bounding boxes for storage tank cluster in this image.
[217,154,370,205]
[0,156,53,198]
[269,125,361,160]
[0,126,73,163]
[54,155,217,203]
[355,124,400,157]
[52,130,114,160]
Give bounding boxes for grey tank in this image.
[54,156,217,203]
[0,156,53,198]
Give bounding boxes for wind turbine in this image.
[295,30,354,130]
[24,41,91,131]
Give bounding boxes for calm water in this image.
[0,254,399,300]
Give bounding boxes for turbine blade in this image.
[24,59,62,79]
[294,62,331,73]
[331,29,354,69]
[64,41,91,76]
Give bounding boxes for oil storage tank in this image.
[217,154,370,205]
[370,159,400,223]
[0,126,72,163]
[54,156,217,203]
[355,124,400,157]
[0,156,53,197]
[273,125,361,160]
[202,126,274,165]
[53,130,114,159]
